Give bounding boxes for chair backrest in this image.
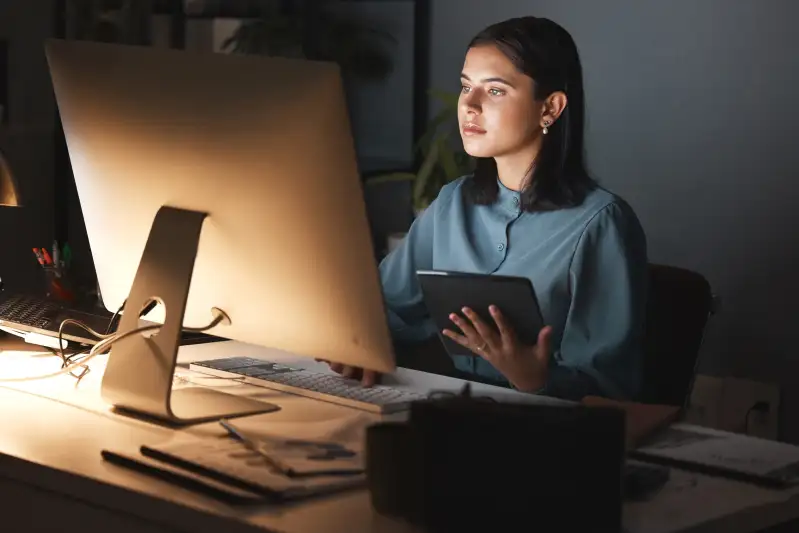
[641,264,715,406]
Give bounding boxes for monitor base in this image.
[100,206,273,426]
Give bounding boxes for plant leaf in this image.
[414,105,457,154]
[222,11,395,81]
[428,88,460,110]
[438,134,461,181]
[413,138,440,206]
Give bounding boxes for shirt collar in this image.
[496,178,522,214]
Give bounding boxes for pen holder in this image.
[42,265,76,303]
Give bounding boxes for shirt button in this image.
[497,243,505,251]
[512,196,519,206]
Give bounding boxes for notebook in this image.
[101,448,265,504]
[630,423,799,488]
[103,433,365,503]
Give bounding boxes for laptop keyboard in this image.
[0,293,220,347]
[0,294,59,330]
[189,357,427,414]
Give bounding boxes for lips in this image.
[462,123,486,135]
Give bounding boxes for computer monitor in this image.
[44,39,396,424]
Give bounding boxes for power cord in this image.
[51,302,130,383]
[104,298,158,335]
[105,301,126,335]
[0,308,229,383]
[53,298,190,381]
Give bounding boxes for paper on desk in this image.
[229,412,373,448]
[251,433,365,476]
[624,468,799,533]
[637,424,799,479]
[142,437,366,500]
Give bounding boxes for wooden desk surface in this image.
[0,335,798,533]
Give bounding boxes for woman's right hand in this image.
[317,360,380,387]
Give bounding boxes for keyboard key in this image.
[189,357,427,413]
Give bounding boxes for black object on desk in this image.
[623,462,670,501]
[366,385,626,532]
[101,449,265,504]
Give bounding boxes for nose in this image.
[460,89,481,114]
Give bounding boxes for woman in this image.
[336,16,648,401]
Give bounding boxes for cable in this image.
[1,323,160,383]
[59,318,115,342]
[105,298,159,335]
[55,311,121,382]
[105,301,126,335]
[45,345,92,381]
[0,309,227,383]
[55,302,224,376]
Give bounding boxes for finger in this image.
[489,305,517,346]
[461,307,499,350]
[341,365,356,379]
[362,369,378,387]
[449,312,482,346]
[443,328,489,357]
[536,326,553,364]
[442,328,475,352]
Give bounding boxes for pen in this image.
[219,419,290,475]
[32,248,45,266]
[40,248,53,265]
[62,243,72,268]
[52,240,60,269]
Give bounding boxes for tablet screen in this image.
[416,270,544,357]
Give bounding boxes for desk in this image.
[0,336,798,533]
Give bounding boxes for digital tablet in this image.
[416,270,545,357]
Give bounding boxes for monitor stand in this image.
[100,206,279,425]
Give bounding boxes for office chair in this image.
[640,263,716,407]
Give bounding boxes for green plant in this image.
[366,89,473,212]
[221,4,396,82]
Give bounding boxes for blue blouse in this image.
[378,176,648,401]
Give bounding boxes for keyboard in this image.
[0,294,60,330]
[189,357,427,414]
[0,292,222,347]
[0,293,111,345]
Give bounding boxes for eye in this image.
[488,87,506,96]
[460,85,471,94]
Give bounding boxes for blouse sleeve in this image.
[378,183,458,343]
[542,201,648,401]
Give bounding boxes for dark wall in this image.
[429,0,799,439]
[0,0,56,294]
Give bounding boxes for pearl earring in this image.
[543,120,552,135]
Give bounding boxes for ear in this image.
[540,91,568,128]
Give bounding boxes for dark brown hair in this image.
[463,16,596,211]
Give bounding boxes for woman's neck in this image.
[495,139,542,192]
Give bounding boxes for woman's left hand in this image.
[442,305,552,393]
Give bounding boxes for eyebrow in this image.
[460,72,515,88]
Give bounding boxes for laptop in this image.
[0,292,219,348]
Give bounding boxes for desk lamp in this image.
[0,149,21,294]
[0,149,21,207]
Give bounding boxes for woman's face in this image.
[458,45,544,159]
